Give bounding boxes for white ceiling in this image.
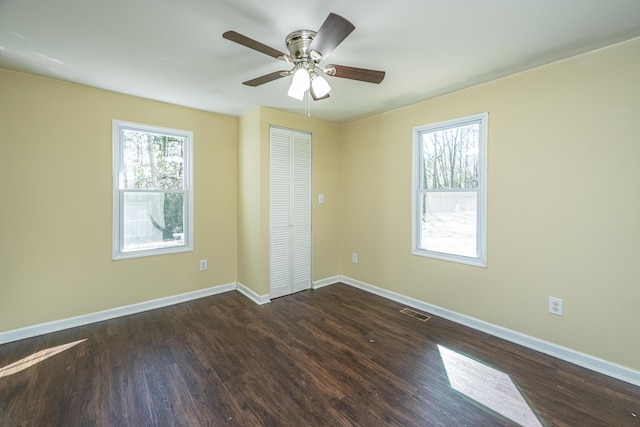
[1,0,640,123]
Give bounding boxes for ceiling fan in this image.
[223,13,385,101]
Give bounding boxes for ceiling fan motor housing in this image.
[286,30,318,63]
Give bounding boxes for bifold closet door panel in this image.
[269,126,311,298]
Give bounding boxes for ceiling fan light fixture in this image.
[287,67,310,100]
[311,74,331,98]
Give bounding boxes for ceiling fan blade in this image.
[326,64,385,84]
[243,71,289,87]
[308,13,355,60]
[223,31,287,60]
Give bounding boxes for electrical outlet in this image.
[200,259,208,271]
[352,253,358,264]
[549,297,563,316]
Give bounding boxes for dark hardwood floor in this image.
[1,283,639,426]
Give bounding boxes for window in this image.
[112,120,193,260]
[412,113,487,267]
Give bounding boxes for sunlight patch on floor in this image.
[438,345,543,427]
[0,339,86,378]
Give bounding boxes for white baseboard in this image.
[339,275,640,388]
[4,275,638,387]
[312,275,341,289]
[0,283,237,345]
[236,283,271,305]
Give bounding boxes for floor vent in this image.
[400,308,431,322]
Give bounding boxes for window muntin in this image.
[412,113,487,267]
[113,120,193,259]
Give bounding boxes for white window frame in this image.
[411,112,488,267]
[112,120,194,260]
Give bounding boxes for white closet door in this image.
[291,131,312,293]
[269,126,311,298]
[270,127,293,298]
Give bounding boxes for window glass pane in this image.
[121,130,185,190]
[420,191,477,257]
[122,192,185,252]
[421,123,479,190]
[413,112,486,266]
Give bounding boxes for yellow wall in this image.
[259,108,341,288]
[236,107,341,296]
[339,38,640,371]
[2,38,639,374]
[237,108,262,291]
[0,70,238,331]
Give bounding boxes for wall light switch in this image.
[318,194,324,204]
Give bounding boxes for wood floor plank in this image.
[1,283,639,426]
